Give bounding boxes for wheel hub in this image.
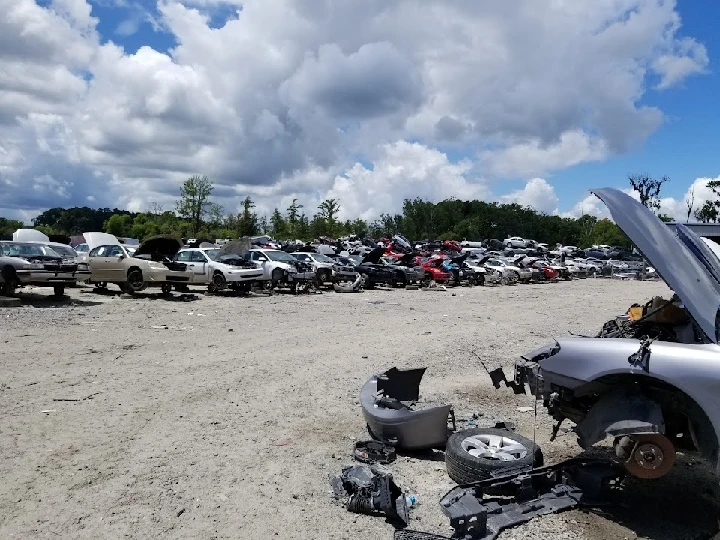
[461,434,529,462]
[619,434,676,479]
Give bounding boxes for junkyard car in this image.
[506,188,720,480]
[86,233,192,294]
[0,241,90,297]
[246,248,315,288]
[381,255,425,285]
[172,247,265,292]
[351,248,400,288]
[292,252,357,285]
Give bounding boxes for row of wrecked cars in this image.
[332,189,720,539]
[0,227,639,299]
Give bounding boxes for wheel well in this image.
[1,264,17,280]
[127,266,142,275]
[213,269,223,275]
[589,374,718,462]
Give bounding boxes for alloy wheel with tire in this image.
[445,427,543,484]
[211,271,227,292]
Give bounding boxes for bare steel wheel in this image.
[618,434,676,479]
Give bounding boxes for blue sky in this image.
[1,0,717,222]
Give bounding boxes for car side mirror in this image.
[117,254,125,261]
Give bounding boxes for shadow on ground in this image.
[10,291,104,308]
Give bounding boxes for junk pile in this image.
[331,366,628,539]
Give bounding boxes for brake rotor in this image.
[622,434,676,479]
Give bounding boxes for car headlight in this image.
[29,262,45,269]
[148,261,166,270]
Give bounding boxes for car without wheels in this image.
[499,188,720,481]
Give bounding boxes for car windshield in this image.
[313,254,335,263]
[204,249,219,261]
[265,250,296,262]
[0,242,60,258]
[49,244,76,258]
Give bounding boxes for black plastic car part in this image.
[354,440,397,464]
[437,458,625,540]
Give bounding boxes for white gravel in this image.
[1,279,718,539]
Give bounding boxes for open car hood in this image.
[84,232,121,250]
[362,247,385,264]
[218,237,251,257]
[592,188,720,343]
[13,228,49,242]
[134,235,183,259]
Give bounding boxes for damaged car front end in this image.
[493,188,720,480]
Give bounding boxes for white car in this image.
[246,248,314,286]
[504,236,527,249]
[172,247,265,292]
[486,258,529,283]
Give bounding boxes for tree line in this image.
[0,172,688,246]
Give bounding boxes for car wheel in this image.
[212,271,227,291]
[94,282,108,289]
[0,266,17,297]
[476,273,485,286]
[52,285,65,298]
[124,269,144,294]
[160,283,173,296]
[445,427,543,484]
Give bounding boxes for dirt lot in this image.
[1,279,719,540]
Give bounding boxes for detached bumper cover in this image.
[360,367,453,450]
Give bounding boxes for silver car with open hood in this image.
[499,188,720,480]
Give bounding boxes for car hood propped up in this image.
[362,247,385,264]
[83,232,122,250]
[592,188,720,343]
[134,235,184,259]
[218,237,252,257]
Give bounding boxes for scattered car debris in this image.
[360,367,454,450]
[354,440,397,465]
[437,458,625,540]
[330,464,410,527]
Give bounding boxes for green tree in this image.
[695,180,720,223]
[0,218,25,239]
[590,218,629,247]
[317,198,341,236]
[236,196,258,237]
[270,208,287,237]
[104,214,133,237]
[176,175,214,234]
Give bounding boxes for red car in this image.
[414,256,451,283]
[531,260,559,281]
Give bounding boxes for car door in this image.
[188,250,208,282]
[173,250,195,281]
[104,245,128,281]
[88,245,115,281]
[249,251,271,278]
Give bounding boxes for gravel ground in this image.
[1,279,719,540]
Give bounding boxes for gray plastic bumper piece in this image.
[360,367,453,450]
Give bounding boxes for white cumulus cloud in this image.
[0,0,710,220]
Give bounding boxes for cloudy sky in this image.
[1,0,719,224]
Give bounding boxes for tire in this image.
[212,271,227,290]
[124,269,144,294]
[52,285,65,297]
[160,283,173,295]
[445,427,543,484]
[1,266,17,296]
[94,282,108,289]
[476,273,485,286]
